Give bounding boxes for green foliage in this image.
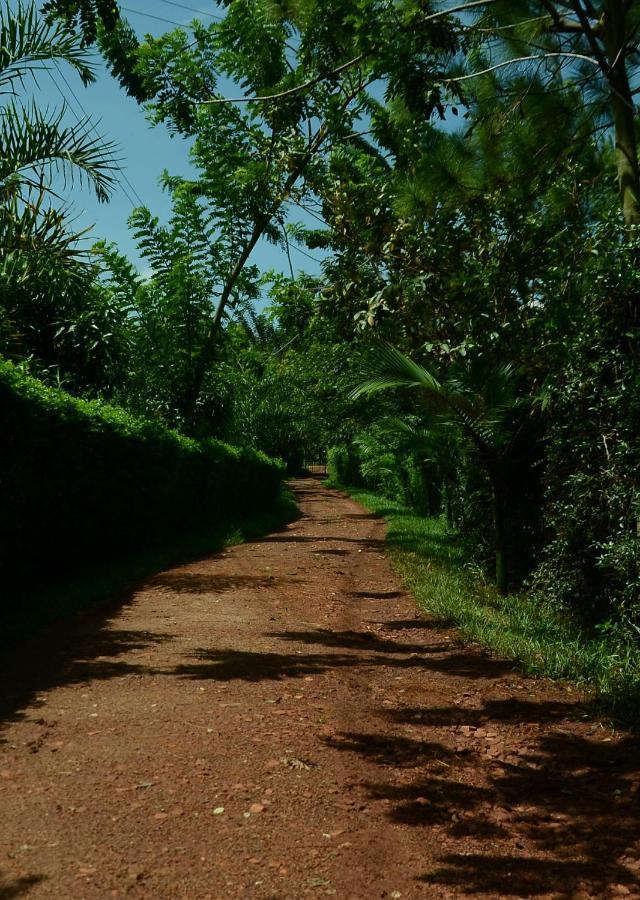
[531,225,640,629]
[457,1,640,223]
[222,280,366,470]
[354,427,405,501]
[42,0,148,100]
[349,486,640,726]
[327,422,442,516]
[42,0,120,45]
[327,443,360,487]
[0,2,118,210]
[100,181,260,431]
[312,15,636,612]
[0,0,118,345]
[352,342,535,592]
[1,0,96,87]
[0,360,284,598]
[227,338,359,470]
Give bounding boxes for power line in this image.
[157,0,224,21]
[51,58,146,208]
[288,241,323,264]
[295,202,327,227]
[50,61,141,206]
[121,6,189,28]
[45,66,138,209]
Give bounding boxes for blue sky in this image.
[33,0,327,278]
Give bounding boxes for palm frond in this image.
[376,415,443,453]
[352,342,525,455]
[350,342,443,399]
[0,100,119,202]
[0,1,95,92]
[0,196,93,284]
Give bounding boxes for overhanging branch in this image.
[200,0,502,106]
[444,50,601,84]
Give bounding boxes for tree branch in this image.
[444,50,600,84]
[567,0,610,73]
[201,51,368,104]
[201,0,502,106]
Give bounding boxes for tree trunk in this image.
[603,1,640,227]
[490,471,508,595]
[609,77,640,227]
[181,219,268,432]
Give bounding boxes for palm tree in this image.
[0,1,118,277]
[351,343,528,594]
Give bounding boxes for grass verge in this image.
[2,487,298,644]
[336,483,640,727]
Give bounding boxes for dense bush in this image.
[327,433,440,517]
[327,444,361,487]
[532,293,640,628]
[0,361,285,598]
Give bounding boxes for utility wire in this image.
[157,0,224,21]
[50,59,146,208]
[121,6,187,28]
[288,241,323,264]
[45,66,140,208]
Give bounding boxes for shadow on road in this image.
[326,698,640,896]
[0,599,174,736]
[0,874,45,898]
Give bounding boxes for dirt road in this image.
[1,480,639,899]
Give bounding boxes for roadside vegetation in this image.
[0,360,295,640]
[336,484,640,725]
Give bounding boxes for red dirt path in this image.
[1,479,640,899]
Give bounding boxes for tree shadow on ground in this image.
[327,701,640,896]
[0,603,172,734]
[388,697,590,727]
[148,572,291,594]
[172,634,515,685]
[255,534,385,549]
[326,731,466,769]
[386,534,463,565]
[337,507,418,522]
[0,874,45,898]
[285,486,336,503]
[419,855,598,896]
[265,628,515,679]
[311,548,350,556]
[377,618,453,631]
[172,647,359,681]
[338,511,387,521]
[269,628,449,655]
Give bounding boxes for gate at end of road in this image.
[302,456,327,477]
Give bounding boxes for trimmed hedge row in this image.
[0,361,284,598]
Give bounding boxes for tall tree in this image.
[456,1,640,225]
[65,0,460,421]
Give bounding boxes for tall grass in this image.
[343,485,640,726]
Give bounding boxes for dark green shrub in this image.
[531,304,640,627]
[401,456,438,516]
[0,361,284,600]
[327,444,360,485]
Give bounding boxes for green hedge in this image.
[327,442,437,516]
[327,444,361,486]
[0,361,284,599]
